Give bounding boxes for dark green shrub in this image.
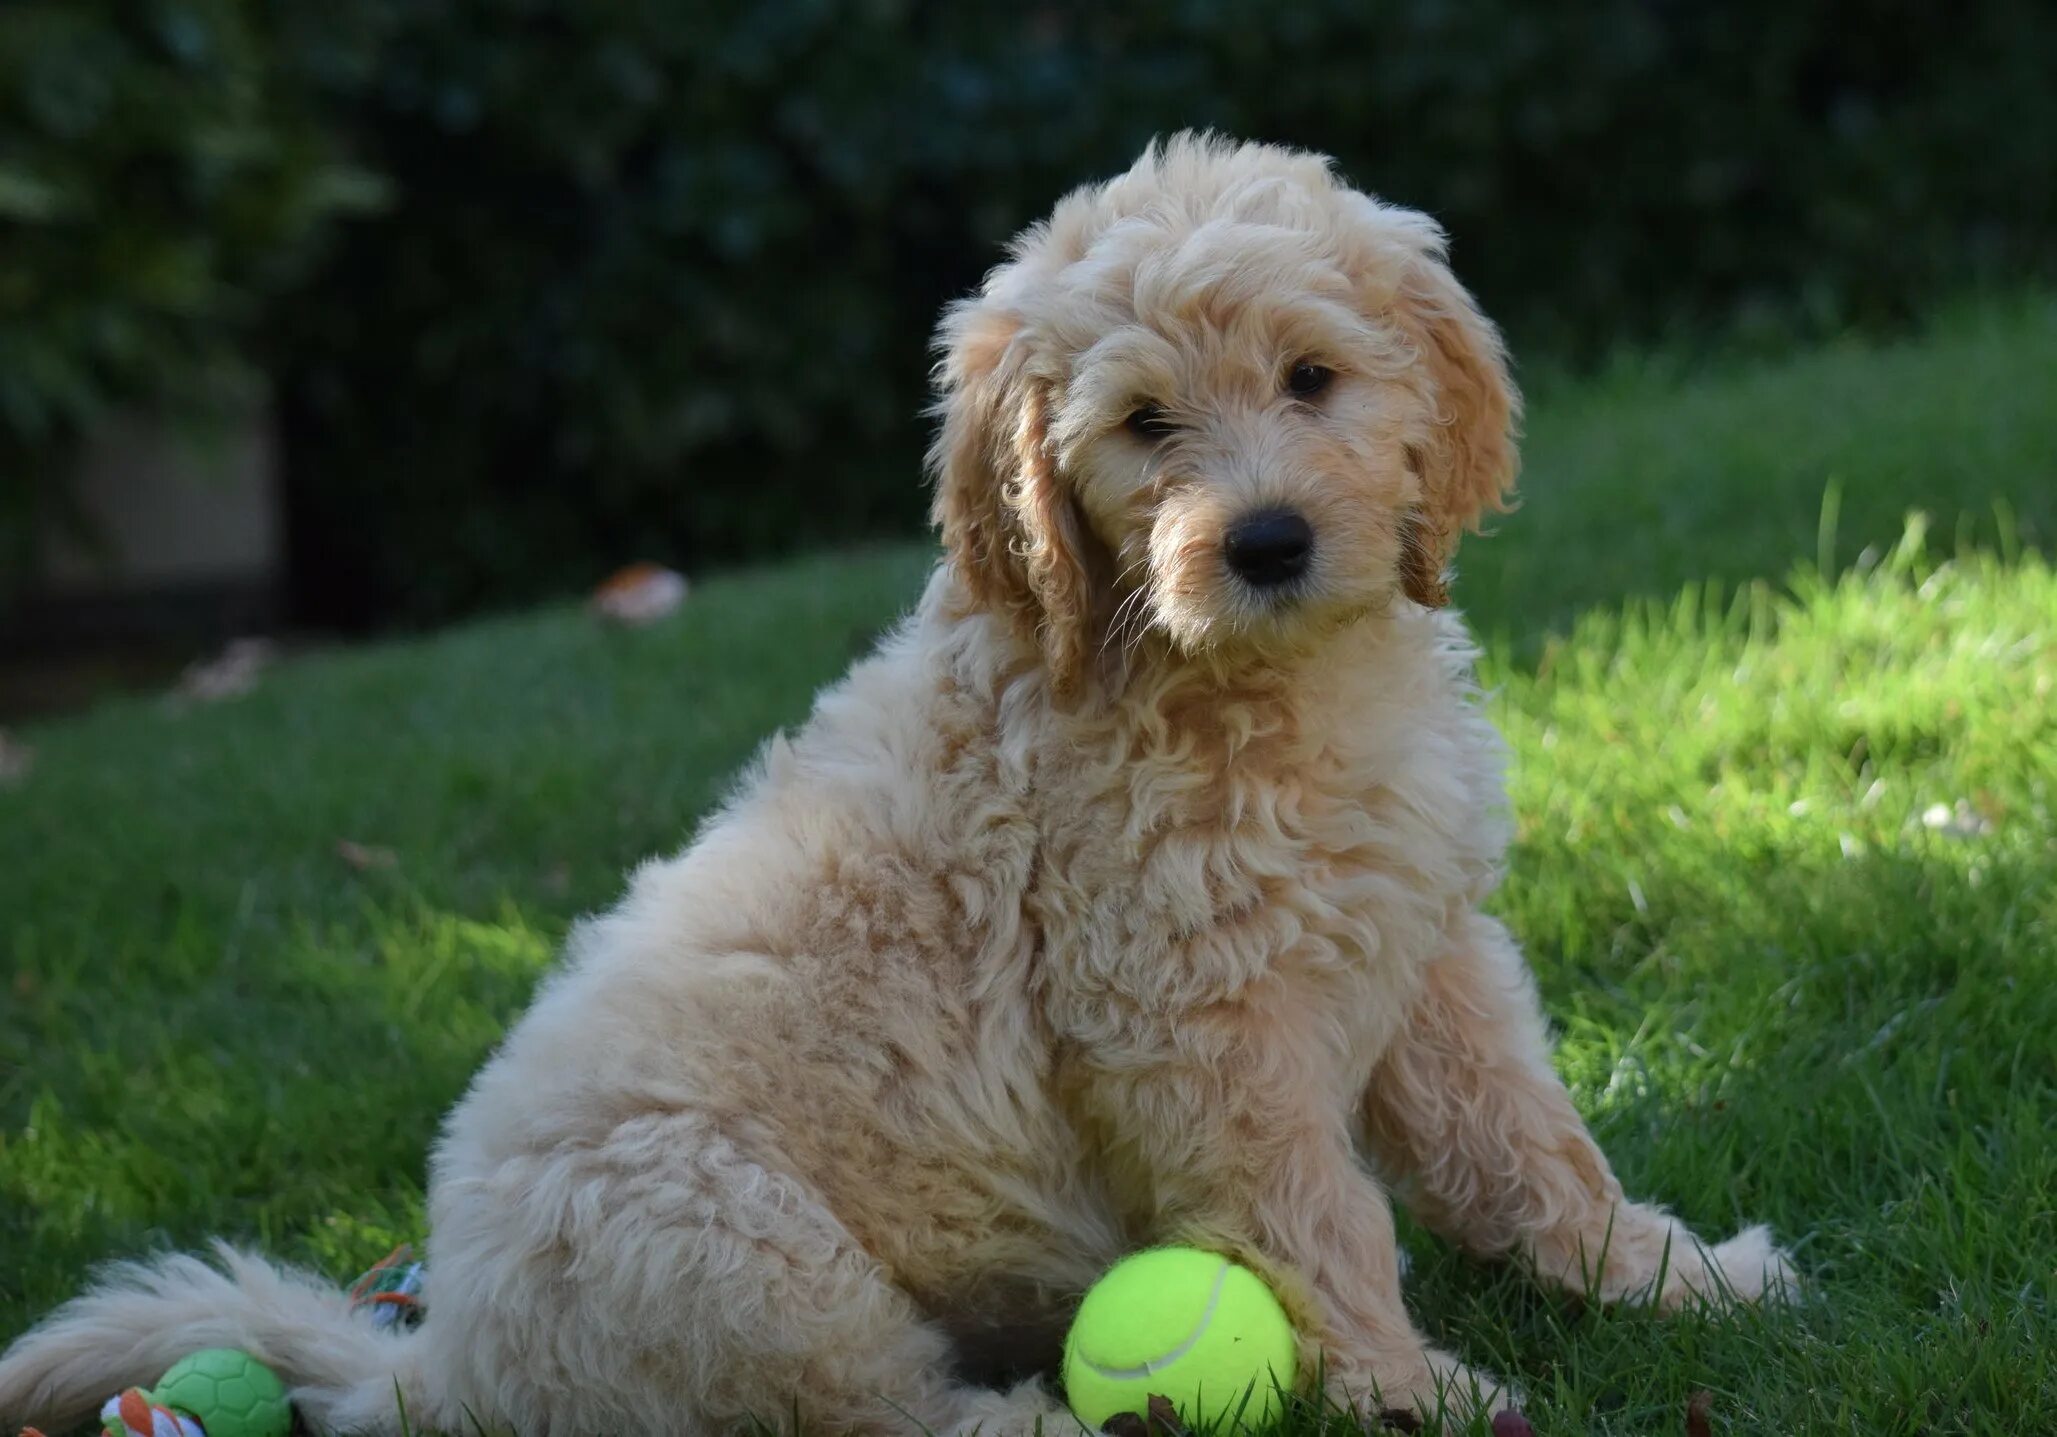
[9,2,2054,622]
[0,0,381,568]
[272,0,2057,625]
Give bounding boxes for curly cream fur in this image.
[0,133,1792,1437]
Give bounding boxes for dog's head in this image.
[929,133,1519,699]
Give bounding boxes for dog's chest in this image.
[1031,693,1474,1049]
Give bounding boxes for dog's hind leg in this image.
[420,1107,1071,1437]
[1359,911,1797,1310]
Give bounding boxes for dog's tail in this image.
[0,1242,433,1436]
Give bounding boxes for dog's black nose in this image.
[1223,510,1313,587]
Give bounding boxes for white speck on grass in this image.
[1920,799,1995,838]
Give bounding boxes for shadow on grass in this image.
[1400,816,2053,1429]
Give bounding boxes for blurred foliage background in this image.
[4,0,2053,628]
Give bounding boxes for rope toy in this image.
[100,1389,203,1437]
[347,1242,426,1330]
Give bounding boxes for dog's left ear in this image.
[1382,232,1522,608]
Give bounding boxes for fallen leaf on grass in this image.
[1099,1397,1187,1437]
[590,562,689,626]
[1686,1388,1714,1437]
[177,637,278,703]
[336,839,397,871]
[0,729,33,786]
[1146,1396,1189,1437]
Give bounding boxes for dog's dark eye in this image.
[1286,362,1334,398]
[1126,404,1176,440]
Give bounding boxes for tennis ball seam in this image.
[1070,1257,1230,1381]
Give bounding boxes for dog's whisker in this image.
[1100,578,1157,664]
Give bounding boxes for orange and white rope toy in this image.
[102,1388,204,1437]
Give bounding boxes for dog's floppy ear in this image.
[1385,237,1521,608]
[928,300,1099,698]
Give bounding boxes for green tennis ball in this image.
[152,1349,291,1437]
[1063,1248,1299,1431]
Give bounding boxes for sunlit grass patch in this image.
[1430,528,2056,1431]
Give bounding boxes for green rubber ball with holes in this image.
[152,1349,291,1437]
[1063,1248,1300,1430]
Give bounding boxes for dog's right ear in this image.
[929,300,1033,616]
[927,299,1098,698]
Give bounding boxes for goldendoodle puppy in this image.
[0,133,1792,1436]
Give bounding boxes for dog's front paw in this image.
[1329,1350,1523,1434]
[948,1379,1080,1437]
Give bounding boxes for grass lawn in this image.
[4,295,2055,1433]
